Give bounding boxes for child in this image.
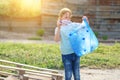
[54,8,88,80]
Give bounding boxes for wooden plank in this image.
[4,75,19,80]
[24,74,51,80]
[0,71,17,76]
[0,59,58,73]
[26,72,52,78]
[0,71,50,80]
[0,65,63,77]
[0,60,63,80]
[96,15,120,19]
[0,77,5,80]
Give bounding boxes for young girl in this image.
[54,8,88,80]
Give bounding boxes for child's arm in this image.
[82,16,89,24]
[54,20,62,42]
[80,16,89,27]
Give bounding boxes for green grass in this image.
[81,43,120,69]
[0,42,120,69]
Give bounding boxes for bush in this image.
[28,37,42,40]
[94,31,99,37]
[102,35,108,40]
[36,29,45,36]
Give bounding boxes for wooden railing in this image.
[0,59,63,80]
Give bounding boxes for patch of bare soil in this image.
[59,68,120,80]
[0,30,36,39]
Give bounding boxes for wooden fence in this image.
[0,59,63,80]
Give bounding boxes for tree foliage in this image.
[0,0,41,17]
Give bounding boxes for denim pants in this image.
[62,53,80,80]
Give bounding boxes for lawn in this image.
[0,42,120,69]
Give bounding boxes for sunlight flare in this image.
[21,0,41,16]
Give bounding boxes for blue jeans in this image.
[62,53,80,80]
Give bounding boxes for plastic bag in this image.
[69,19,99,56]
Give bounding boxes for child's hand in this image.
[82,16,89,23]
[57,20,62,28]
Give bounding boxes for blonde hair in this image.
[58,8,72,20]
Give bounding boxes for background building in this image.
[0,0,120,40]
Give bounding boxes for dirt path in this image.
[0,30,36,39]
[0,30,54,40]
[80,68,120,80]
[59,68,120,80]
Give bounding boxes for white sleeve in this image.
[81,20,86,28]
[54,27,58,35]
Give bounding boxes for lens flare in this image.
[21,0,41,16]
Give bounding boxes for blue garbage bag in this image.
[69,19,99,56]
